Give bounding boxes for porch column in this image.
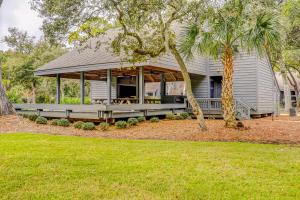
[139,66,144,104]
[160,73,166,98]
[107,69,112,105]
[80,72,85,104]
[56,74,61,104]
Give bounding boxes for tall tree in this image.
[180,0,281,128]
[32,0,208,130]
[0,52,15,115]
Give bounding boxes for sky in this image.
[0,0,43,50]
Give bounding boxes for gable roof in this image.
[275,72,300,91]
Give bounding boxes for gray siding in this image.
[191,74,209,98]
[90,79,117,100]
[209,52,259,110]
[151,54,208,75]
[257,56,278,113]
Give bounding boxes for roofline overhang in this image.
[35,61,206,76]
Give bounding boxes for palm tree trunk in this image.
[221,47,237,128]
[169,45,207,130]
[31,83,36,104]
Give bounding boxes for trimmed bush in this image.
[115,121,128,129]
[165,113,176,120]
[74,121,84,129]
[150,117,159,123]
[82,122,95,130]
[57,119,70,127]
[175,115,184,120]
[28,114,38,122]
[99,122,109,131]
[127,118,138,126]
[35,116,48,125]
[137,116,146,122]
[22,114,30,119]
[180,112,190,119]
[51,119,60,126]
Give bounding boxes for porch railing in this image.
[187,98,251,120]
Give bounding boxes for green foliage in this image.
[115,121,128,129]
[150,117,159,123]
[137,116,146,122]
[180,112,190,119]
[74,121,84,129]
[56,119,70,127]
[28,114,38,122]
[175,115,184,120]
[82,122,95,130]
[127,118,138,126]
[99,122,109,131]
[6,85,25,103]
[22,114,30,119]
[35,116,48,125]
[61,97,91,105]
[51,119,60,126]
[165,113,176,120]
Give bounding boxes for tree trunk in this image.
[279,58,291,112]
[169,45,207,130]
[0,81,15,115]
[221,47,237,128]
[31,83,36,104]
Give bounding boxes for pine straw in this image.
[0,115,300,144]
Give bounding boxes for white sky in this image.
[0,0,43,50]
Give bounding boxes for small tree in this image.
[180,0,281,128]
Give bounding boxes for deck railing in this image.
[187,98,251,120]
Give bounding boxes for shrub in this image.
[175,115,184,120]
[99,122,109,131]
[82,122,95,130]
[22,114,30,119]
[35,116,48,125]
[127,118,138,126]
[74,121,84,129]
[115,121,128,129]
[165,113,175,120]
[137,116,146,122]
[51,119,60,126]
[150,117,159,123]
[28,114,38,122]
[57,119,70,127]
[180,112,190,119]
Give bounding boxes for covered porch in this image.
[14,65,189,120]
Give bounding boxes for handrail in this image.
[188,98,251,120]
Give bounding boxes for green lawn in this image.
[0,133,299,200]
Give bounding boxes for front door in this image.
[210,76,222,98]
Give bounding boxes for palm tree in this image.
[180,0,281,128]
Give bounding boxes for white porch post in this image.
[107,69,112,105]
[80,72,85,104]
[56,74,61,104]
[139,67,144,104]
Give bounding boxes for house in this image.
[13,32,280,120]
[275,72,300,107]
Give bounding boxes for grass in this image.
[0,133,299,200]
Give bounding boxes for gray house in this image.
[14,33,280,120]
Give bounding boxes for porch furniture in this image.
[112,98,139,104]
[92,98,107,104]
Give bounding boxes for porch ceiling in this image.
[43,66,184,82]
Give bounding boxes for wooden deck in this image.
[13,98,252,120]
[13,103,187,120]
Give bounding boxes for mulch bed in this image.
[0,115,300,144]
